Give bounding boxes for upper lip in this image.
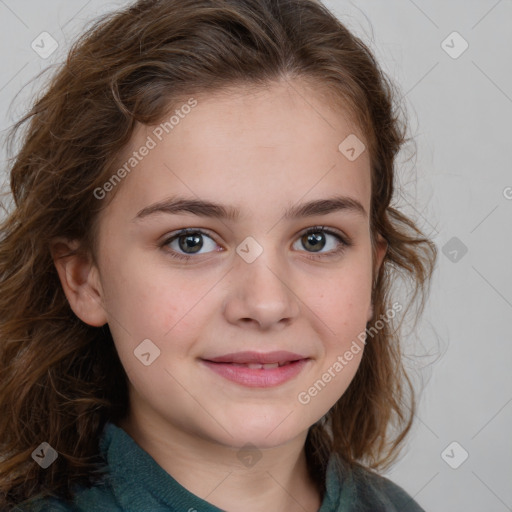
[203,351,308,364]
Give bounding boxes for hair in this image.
[0,0,437,507]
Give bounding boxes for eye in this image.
[292,226,350,257]
[161,229,220,260]
[160,226,350,262]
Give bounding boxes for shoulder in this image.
[325,455,425,512]
[10,496,77,512]
[351,465,425,511]
[14,492,120,512]
[13,481,121,512]
[14,423,122,512]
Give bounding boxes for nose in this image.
[222,251,300,331]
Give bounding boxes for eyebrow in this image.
[132,195,367,222]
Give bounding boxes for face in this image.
[56,79,386,450]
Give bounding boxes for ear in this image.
[367,233,388,322]
[50,237,108,327]
[373,233,388,276]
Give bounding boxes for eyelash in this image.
[160,225,352,262]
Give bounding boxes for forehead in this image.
[101,79,371,224]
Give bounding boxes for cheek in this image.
[298,259,372,401]
[102,273,207,398]
[297,277,369,412]
[102,252,193,328]
[306,265,373,335]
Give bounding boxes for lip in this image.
[203,351,307,365]
[200,351,310,388]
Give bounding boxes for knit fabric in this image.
[20,421,425,512]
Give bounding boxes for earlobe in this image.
[50,238,108,327]
[367,302,374,323]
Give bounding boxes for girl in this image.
[0,0,436,510]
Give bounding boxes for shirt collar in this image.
[95,421,354,512]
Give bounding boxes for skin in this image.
[52,78,387,512]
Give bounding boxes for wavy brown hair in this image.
[0,0,437,507]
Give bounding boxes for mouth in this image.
[225,361,295,369]
[203,350,307,365]
[200,351,311,387]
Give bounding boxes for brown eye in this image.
[178,233,204,254]
[292,226,351,258]
[301,232,326,252]
[163,229,219,259]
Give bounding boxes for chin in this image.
[220,432,301,451]
[212,415,308,450]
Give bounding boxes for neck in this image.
[117,411,323,512]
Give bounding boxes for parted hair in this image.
[0,0,436,507]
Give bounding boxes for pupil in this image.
[304,232,325,252]
[179,233,203,253]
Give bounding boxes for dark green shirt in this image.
[21,422,425,511]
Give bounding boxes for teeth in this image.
[227,361,298,369]
[232,362,282,369]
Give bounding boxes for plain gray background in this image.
[0,1,511,510]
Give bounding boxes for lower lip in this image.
[200,359,310,387]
